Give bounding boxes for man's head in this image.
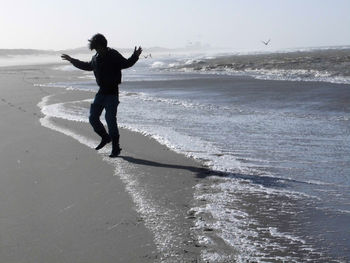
[88,33,108,51]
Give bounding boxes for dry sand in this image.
[0,65,206,262]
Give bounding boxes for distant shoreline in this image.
[1,44,349,57]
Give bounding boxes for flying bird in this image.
[262,39,271,46]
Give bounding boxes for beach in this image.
[1,47,350,262]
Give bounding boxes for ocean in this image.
[37,47,350,262]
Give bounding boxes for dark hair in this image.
[88,33,107,50]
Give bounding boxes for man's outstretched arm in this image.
[61,54,93,71]
[117,46,142,69]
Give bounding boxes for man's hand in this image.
[133,46,142,57]
[61,54,73,62]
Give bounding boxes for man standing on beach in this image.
[61,33,142,157]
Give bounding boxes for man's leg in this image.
[89,96,111,150]
[104,95,121,157]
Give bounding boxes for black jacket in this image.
[70,48,138,95]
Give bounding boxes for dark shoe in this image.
[109,135,121,157]
[95,136,111,150]
[109,147,122,158]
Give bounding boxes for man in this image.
[61,33,142,157]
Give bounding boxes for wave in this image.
[177,68,350,85]
[159,48,350,85]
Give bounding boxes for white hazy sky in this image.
[1,0,349,51]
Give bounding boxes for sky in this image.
[0,0,349,51]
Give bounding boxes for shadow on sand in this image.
[120,155,304,189]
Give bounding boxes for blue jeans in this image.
[89,94,119,138]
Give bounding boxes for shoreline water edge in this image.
[1,46,349,262]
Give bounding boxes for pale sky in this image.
[1,0,349,51]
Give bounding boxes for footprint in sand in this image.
[18,106,26,112]
[1,98,42,119]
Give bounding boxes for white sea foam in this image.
[35,82,96,92]
[268,227,306,244]
[245,68,350,85]
[151,61,166,68]
[41,99,91,122]
[338,209,350,214]
[53,65,80,71]
[172,67,350,85]
[119,90,231,111]
[191,177,322,262]
[38,98,96,148]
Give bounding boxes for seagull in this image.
[143,53,152,59]
[262,39,271,46]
